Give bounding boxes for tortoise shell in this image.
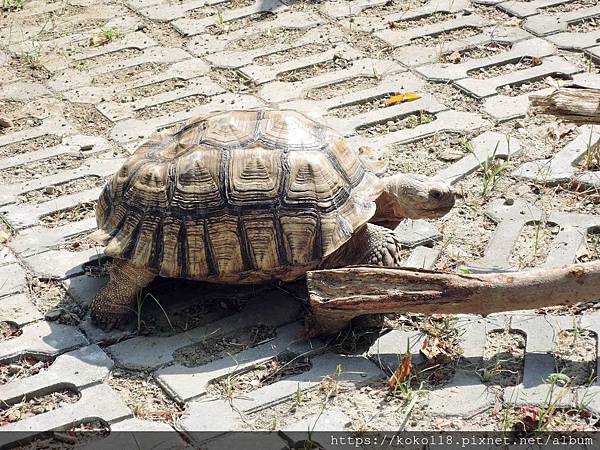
[90,110,384,283]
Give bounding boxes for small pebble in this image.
[0,117,13,128]
[7,364,20,375]
[504,197,514,205]
[44,186,56,195]
[45,308,63,321]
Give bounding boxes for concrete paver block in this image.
[0,320,88,360]
[0,344,113,404]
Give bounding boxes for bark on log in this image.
[307,261,600,335]
[530,87,600,124]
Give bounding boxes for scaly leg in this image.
[90,259,156,330]
[320,223,404,330]
[322,223,404,269]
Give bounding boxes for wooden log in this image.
[530,87,600,124]
[307,261,600,335]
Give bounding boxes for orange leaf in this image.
[387,92,421,106]
[388,352,412,389]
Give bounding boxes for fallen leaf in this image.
[447,51,461,63]
[388,351,412,389]
[0,229,9,244]
[531,56,542,66]
[89,33,109,47]
[547,122,577,141]
[387,92,421,106]
[516,406,541,433]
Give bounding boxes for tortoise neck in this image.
[370,192,406,230]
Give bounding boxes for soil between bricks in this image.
[2,0,600,436]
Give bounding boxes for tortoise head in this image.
[371,173,455,227]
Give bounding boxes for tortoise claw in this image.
[90,308,133,331]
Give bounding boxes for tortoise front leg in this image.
[90,259,156,330]
[318,223,403,332]
[321,223,404,269]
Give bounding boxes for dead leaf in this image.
[0,229,9,244]
[89,33,109,47]
[447,51,461,64]
[531,57,542,66]
[388,351,412,389]
[516,406,541,433]
[547,122,577,141]
[387,92,421,106]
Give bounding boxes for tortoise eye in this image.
[431,189,443,200]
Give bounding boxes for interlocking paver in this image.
[333,95,446,138]
[0,156,124,227]
[205,26,342,70]
[24,247,104,279]
[241,44,363,86]
[9,218,97,258]
[0,294,43,326]
[179,353,382,433]
[416,38,555,82]
[42,31,158,73]
[375,12,491,49]
[0,263,27,298]
[456,55,581,99]
[395,219,441,248]
[524,5,600,36]
[0,134,109,177]
[107,296,301,370]
[346,109,489,148]
[97,77,224,122]
[172,0,287,37]
[0,344,113,404]
[110,93,264,148]
[397,26,530,68]
[544,211,600,268]
[0,246,17,266]
[0,81,50,101]
[283,409,352,431]
[0,321,88,360]
[337,0,472,33]
[548,30,600,51]
[0,116,75,152]
[156,322,323,402]
[500,315,574,408]
[63,58,213,105]
[3,0,600,436]
[0,4,132,46]
[403,246,441,269]
[512,125,600,184]
[482,87,554,122]
[575,312,600,416]
[186,10,323,56]
[84,418,188,450]
[496,0,572,19]
[465,199,544,273]
[0,384,131,446]
[259,58,399,104]
[434,131,522,185]
[280,66,408,114]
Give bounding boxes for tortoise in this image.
[89,109,455,329]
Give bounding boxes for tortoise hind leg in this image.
[90,259,156,330]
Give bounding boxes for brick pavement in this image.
[1,0,600,445]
